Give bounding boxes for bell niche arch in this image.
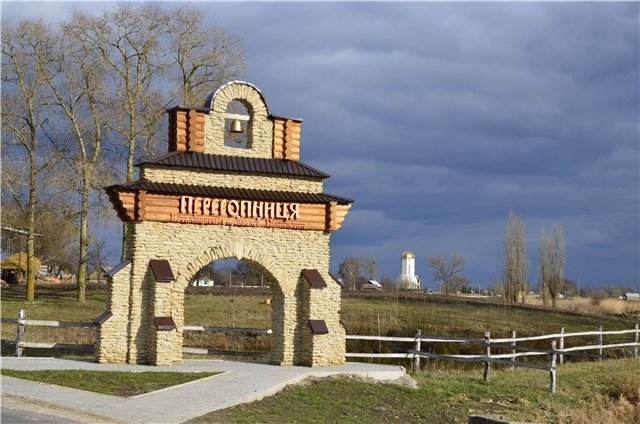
[96,81,352,366]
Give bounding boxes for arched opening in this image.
[183,257,282,361]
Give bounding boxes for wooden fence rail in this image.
[3,308,638,393]
[346,323,639,393]
[2,309,272,359]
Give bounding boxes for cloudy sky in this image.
[3,2,639,290]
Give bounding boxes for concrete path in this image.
[1,357,406,423]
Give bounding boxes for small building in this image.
[361,280,383,292]
[191,277,215,287]
[0,253,42,284]
[88,266,110,284]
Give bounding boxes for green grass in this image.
[0,369,220,397]
[186,358,640,424]
[2,286,639,422]
[2,286,636,359]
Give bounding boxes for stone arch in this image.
[172,241,288,365]
[177,242,283,291]
[202,81,273,158]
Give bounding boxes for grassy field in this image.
[186,358,640,424]
[1,285,637,359]
[1,285,639,422]
[0,369,219,397]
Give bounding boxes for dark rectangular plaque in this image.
[149,259,175,282]
[302,269,327,288]
[308,319,329,334]
[154,316,177,331]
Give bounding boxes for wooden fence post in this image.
[559,327,564,366]
[598,325,603,360]
[483,332,491,381]
[413,329,422,372]
[634,323,638,359]
[510,330,516,370]
[15,309,25,358]
[550,340,557,394]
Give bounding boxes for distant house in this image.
[88,266,110,284]
[622,292,640,301]
[0,252,42,284]
[191,277,215,287]
[361,280,383,292]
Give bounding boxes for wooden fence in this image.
[2,309,638,393]
[346,324,639,393]
[1,309,271,359]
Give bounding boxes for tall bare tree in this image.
[3,6,247,302]
[502,211,529,302]
[537,224,566,307]
[165,6,246,106]
[1,20,59,301]
[338,257,360,291]
[67,5,167,249]
[41,16,107,302]
[428,253,469,294]
[358,256,377,281]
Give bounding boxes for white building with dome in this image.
[395,251,420,290]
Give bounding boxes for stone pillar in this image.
[96,261,132,363]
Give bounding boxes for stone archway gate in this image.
[96,81,352,366]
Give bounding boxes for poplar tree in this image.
[538,224,566,307]
[502,211,529,303]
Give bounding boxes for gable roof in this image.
[138,152,329,179]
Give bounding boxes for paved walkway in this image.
[1,357,406,423]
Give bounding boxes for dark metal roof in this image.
[105,259,131,278]
[302,269,327,288]
[139,152,330,179]
[106,180,353,205]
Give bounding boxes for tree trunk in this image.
[25,150,37,302]
[76,171,89,303]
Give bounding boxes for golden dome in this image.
[401,251,415,259]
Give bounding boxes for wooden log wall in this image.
[110,191,350,231]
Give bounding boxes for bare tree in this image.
[42,16,108,302]
[1,196,78,274]
[358,256,377,281]
[87,234,110,285]
[378,274,395,291]
[428,253,469,294]
[338,257,360,291]
[1,20,60,301]
[165,6,246,106]
[4,6,248,301]
[537,224,566,307]
[502,211,529,303]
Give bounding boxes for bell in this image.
[229,119,243,133]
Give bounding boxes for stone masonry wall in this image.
[96,262,131,363]
[140,167,323,194]
[309,274,346,366]
[204,82,273,158]
[99,81,348,366]
[123,220,344,365]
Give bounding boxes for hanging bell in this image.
[229,119,243,133]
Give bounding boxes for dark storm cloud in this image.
[213,1,638,287]
[5,1,638,288]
